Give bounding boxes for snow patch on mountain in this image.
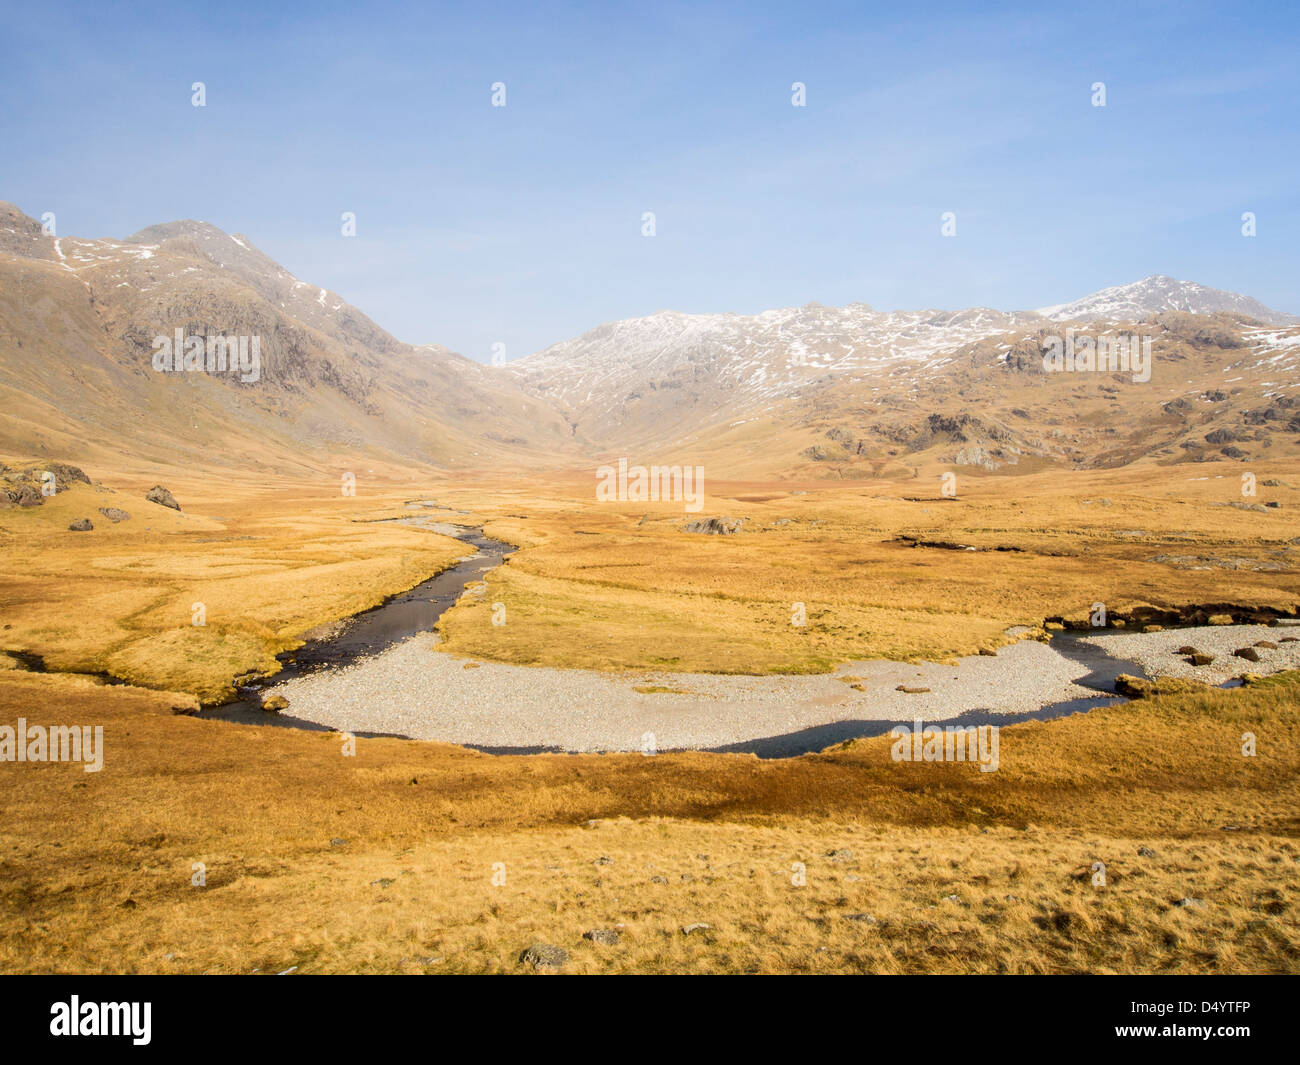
[1037,275,1298,326]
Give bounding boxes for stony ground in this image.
[255,623,1300,754]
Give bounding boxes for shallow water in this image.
[198,519,511,732]
[196,513,1293,755]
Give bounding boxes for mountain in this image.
[0,203,578,474]
[511,286,1300,478]
[510,303,1042,451]
[2,199,1297,481]
[1037,275,1300,326]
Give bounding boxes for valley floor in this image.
[0,668,1296,974]
[0,460,1297,973]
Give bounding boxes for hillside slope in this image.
[0,202,578,476]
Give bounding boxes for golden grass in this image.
[4,461,1296,692]
[0,466,468,701]
[436,465,1300,672]
[0,667,1295,974]
[1,459,1297,974]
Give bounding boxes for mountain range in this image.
[2,201,1297,480]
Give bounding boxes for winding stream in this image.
[197,508,1299,757]
[199,516,512,734]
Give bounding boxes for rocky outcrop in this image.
[684,517,745,535]
[3,482,43,507]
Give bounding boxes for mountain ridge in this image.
[2,201,1298,479]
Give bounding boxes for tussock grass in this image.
[0,467,467,701]
[1,461,1297,973]
[0,668,1295,974]
[437,466,1300,672]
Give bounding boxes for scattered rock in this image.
[683,516,744,535]
[6,483,44,507]
[978,647,997,656]
[97,507,131,522]
[1176,645,1200,655]
[826,848,853,862]
[68,518,93,531]
[1187,653,1214,666]
[1233,647,1262,662]
[370,878,394,888]
[593,855,612,866]
[895,685,931,694]
[329,837,347,847]
[1254,640,1278,650]
[146,485,181,510]
[1176,897,1207,910]
[1138,846,1157,858]
[843,913,877,924]
[681,923,711,935]
[650,875,668,884]
[519,943,567,968]
[583,929,621,946]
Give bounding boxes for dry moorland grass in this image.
[0,667,1296,974]
[1,460,1297,974]
[436,465,1300,672]
[0,464,467,701]
[2,460,1296,694]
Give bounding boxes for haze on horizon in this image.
[2,0,1297,361]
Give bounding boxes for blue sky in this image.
[2,0,1297,359]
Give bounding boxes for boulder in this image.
[519,943,567,968]
[261,695,289,712]
[683,516,744,535]
[98,507,131,523]
[1233,647,1262,662]
[582,929,621,946]
[68,518,93,531]
[6,483,44,507]
[146,485,181,510]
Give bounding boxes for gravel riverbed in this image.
[249,623,1299,756]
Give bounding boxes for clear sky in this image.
[2,0,1297,360]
